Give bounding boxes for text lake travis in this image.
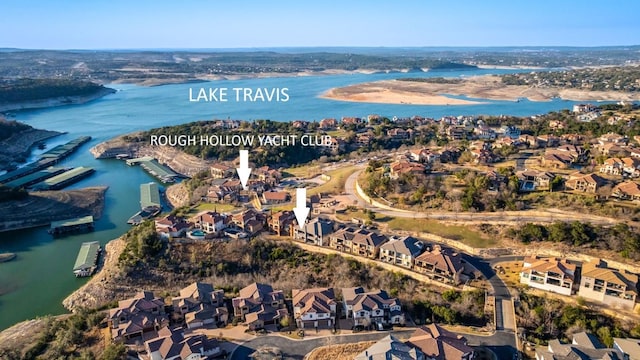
[188,87,290,102]
[149,134,333,147]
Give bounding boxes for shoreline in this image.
[320,75,640,105]
[0,87,116,113]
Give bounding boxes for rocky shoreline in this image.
[0,87,116,113]
[0,128,62,171]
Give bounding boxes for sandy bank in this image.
[320,75,640,104]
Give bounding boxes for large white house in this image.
[520,256,576,296]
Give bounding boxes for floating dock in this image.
[38,136,92,161]
[4,167,67,189]
[49,215,94,236]
[73,241,101,277]
[0,136,91,185]
[126,157,180,183]
[128,182,162,225]
[31,166,95,190]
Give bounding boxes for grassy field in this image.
[386,217,496,248]
[189,202,239,214]
[283,164,323,178]
[308,165,359,196]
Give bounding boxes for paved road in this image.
[230,330,414,360]
[345,170,617,225]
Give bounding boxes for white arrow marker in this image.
[293,188,310,230]
[236,149,252,190]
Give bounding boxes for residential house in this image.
[342,287,404,327]
[501,125,521,139]
[379,236,425,268]
[390,161,426,179]
[537,134,560,148]
[414,246,465,285]
[261,191,290,205]
[408,324,475,360]
[254,166,281,186]
[612,181,640,201]
[292,120,308,129]
[329,227,388,259]
[210,163,234,179]
[108,291,169,341]
[517,171,555,192]
[319,118,337,130]
[356,132,374,146]
[549,120,567,131]
[268,210,296,236]
[573,104,598,113]
[470,148,498,164]
[341,116,362,127]
[171,282,227,329]
[598,132,627,146]
[350,229,389,259]
[206,184,238,204]
[387,128,412,141]
[535,332,623,360]
[622,157,640,177]
[232,283,288,330]
[232,209,265,234]
[143,327,221,360]
[292,287,337,329]
[446,126,467,141]
[613,338,640,360]
[578,260,639,310]
[519,256,576,296]
[566,173,607,193]
[155,215,191,239]
[440,147,462,163]
[409,148,440,164]
[600,158,625,176]
[547,145,588,163]
[355,335,425,360]
[601,143,630,157]
[194,211,227,235]
[473,126,496,140]
[292,217,334,246]
[542,153,573,169]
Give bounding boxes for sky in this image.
[1,0,639,49]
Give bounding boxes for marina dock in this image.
[31,166,95,190]
[49,215,94,236]
[0,136,91,185]
[72,241,101,277]
[128,182,162,225]
[4,167,67,189]
[126,156,180,183]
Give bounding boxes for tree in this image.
[100,343,126,360]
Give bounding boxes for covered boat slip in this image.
[49,215,94,236]
[73,241,101,277]
[127,182,161,225]
[126,156,180,183]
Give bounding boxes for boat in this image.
[0,252,17,263]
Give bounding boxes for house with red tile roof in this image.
[612,181,640,201]
[108,291,169,341]
[408,324,474,360]
[520,256,577,296]
[143,327,221,360]
[414,245,465,285]
[232,283,288,330]
[566,173,607,193]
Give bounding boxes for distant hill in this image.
[0,78,115,105]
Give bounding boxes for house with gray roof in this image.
[414,245,466,285]
[355,334,424,360]
[108,291,169,341]
[171,282,228,329]
[535,332,623,360]
[292,217,335,246]
[613,337,640,360]
[232,282,288,330]
[342,287,404,328]
[379,236,425,268]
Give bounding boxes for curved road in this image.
[344,169,617,226]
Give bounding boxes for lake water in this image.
[0,68,588,330]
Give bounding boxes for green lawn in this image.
[308,166,359,196]
[387,217,495,248]
[190,202,239,214]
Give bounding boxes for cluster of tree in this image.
[0,184,28,202]
[0,309,118,360]
[509,222,640,260]
[0,78,113,104]
[396,77,463,84]
[0,118,32,142]
[516,290,639,346]
[118,220,165,268]
[502,66,640,92]
[411,289,486,326]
